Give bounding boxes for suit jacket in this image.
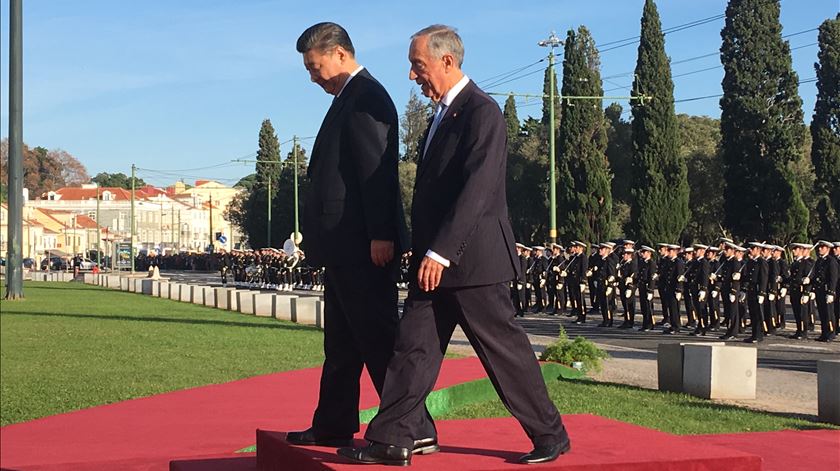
[409,80,519,287]
[303,69,408,268]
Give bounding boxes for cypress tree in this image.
[628,0,688,245]
[810,14,840,240]
[504,94,520,142]
[256,119,281,194]
[556,27,612,243]
[719,0,808,241]
[245,118,281,247]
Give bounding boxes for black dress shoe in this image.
[518,439,571,464]
[337,442,411,466]
[719,334,736,340]
[412,437,439,455]
[285,428,354,447]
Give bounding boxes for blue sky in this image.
[1,0,836,187]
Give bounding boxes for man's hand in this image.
[370,240,395,267]
[418,255,445,292]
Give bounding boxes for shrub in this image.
[539,326,609,373]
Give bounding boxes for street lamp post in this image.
[538,32,563,244]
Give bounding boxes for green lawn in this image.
[441,377,838,435]
[0,281,325,425]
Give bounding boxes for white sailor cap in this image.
[724,241,739,250]
[533,245,546,251]
[815,240,835,248]
[623,248,635,254]
[693,244,709,250]
[622,239,636,246]
[718,237,734,244]
[571,240,586,247]
[667,244,681,250]
[683,247,694,253]
[639,245,655,253]
[789,242,813,250]
[515,243,527,249]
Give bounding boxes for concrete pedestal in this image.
[237,290,255,314]
[119,277,130,291]
[291,297,322,327]
[169,284,182,301]
[272,295,298,321]
[214,287,234,309]
[682,344,756,399]
[657,343,686,393]
[158,282,170,298]
[140,279,154,295]
[132,278,143,293]
[202,287,216,307]
[253,293,274,317]
[818,360,840,425]
[190,285,205,305]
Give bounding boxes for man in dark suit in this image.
[338,25,569,466]
[285,22,408,448]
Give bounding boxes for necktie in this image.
[422,103,447,160]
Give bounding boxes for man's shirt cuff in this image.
[426,250,451,267]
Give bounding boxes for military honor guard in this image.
[618,247,638,328]
[812,241,838,342]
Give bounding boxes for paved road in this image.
[160,270,839,374]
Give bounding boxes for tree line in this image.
[230,1,840,249]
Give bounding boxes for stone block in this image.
[107,275,119,288]
[214,287,234,309]
[227,289,246,311]
[179,285,192,303]
[140,279,155,295]
[291,297,322,326]
[253,293,274,317]
[818,360,840,425]
[682,344,756,399]
[189,285,205,305]
[158,282,170,298]
[657,343,686,393]
[83,273,97,285]
[120,277,130,291]
[272,294,298,321]
[237,290,255,314]
[132,278,143,293]
[202,286,216,307]
[169,283,182,300]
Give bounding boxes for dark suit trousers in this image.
[364,282,566,449]
[311,263,398,436]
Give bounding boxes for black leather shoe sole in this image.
[412,437,440,455]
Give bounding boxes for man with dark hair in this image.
[338,24,569,466]
[285,22,410,449]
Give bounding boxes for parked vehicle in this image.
[22,258,36,269]
[40,257,69,271]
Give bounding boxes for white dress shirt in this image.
[424,74,470,268]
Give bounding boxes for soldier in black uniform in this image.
[545,244,563,315]
[706,246,721,330]
[763,244,778,334]
[689,244,711,336]
[833,242,840,334]
[569,241,589,324]
[219,249,232,285]
[771,245,789,331]
[812,241,838,342]
[661,244,684,334]
[788,243,813,339]
[618,248,637,328]
[594,243,617,327]
[681,247,697,329]
[521,246,533,313]
[512,243,528,317]
[720,243,745,340]
[528,246,546,313]
[637,246,657,331]
[744,242,769,343]
[586,247,601,314]
[656,243,673,327]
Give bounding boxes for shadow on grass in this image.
[553,376,838,430]
[0,310,317,332]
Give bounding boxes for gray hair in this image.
[411,24,464,67]
[296,22,355,56]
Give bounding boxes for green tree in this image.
[542,65,561,137]
[628,0,688,245]
[91,172,146,190]
[398,161,417,231]
[504,94,520,142]
[719,0,808,242]
[400,89,433,163]
[556,27,612,243]
[507,117,549,243]
[678,115,724,242]
[810,14,840,240]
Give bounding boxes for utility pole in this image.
[170,204,174,249]
[293,135,300,239]
[178,209,181,250]
[96,184,101,267]
[159,200,163,252]
[5,0,24,299]
[209,192,214,253]
[538,32,563,244]
[130,164,136,273]
[267,178,272,247]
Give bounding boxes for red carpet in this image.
[695,429,840,471]
[0,357,489,471]
[173,415,763,471]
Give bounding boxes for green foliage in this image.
[720,0,808,242]
[628,0,689,245]
[556,27,612,243]
[91,172,146,190]
[398,161,417,231]
[400,88,433,163]
[541,65,561,136]
[539,326,609,373]
[605,103,632,207]
[810,14,840,240]
[507,118,549,243]
[503,94,520,141]
[0,282,324,425]
[679,115,725,243]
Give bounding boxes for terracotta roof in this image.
[137,186,166,198]
[51,187,134,201]
[73,215,99,229]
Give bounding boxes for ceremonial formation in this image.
[511,238,840,343]
[215,246,324,291]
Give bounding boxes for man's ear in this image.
[442,53,456,70]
